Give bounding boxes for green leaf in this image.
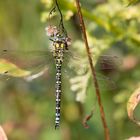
[0,59,31,77]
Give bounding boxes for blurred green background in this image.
[0,0,140,140]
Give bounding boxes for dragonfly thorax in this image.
[52,40,67,65]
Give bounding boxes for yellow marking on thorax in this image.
[55,43,59,48]
[60,43,64,48]
[54,42,65,49]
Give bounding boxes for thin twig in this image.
[75,1,110,140]
[54,0,67,36]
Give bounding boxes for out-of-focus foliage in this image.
[0,0,140,140]
[127,136,140,140]
[0,59,31,77]
[127,86,140,126]
[128,0,140,6]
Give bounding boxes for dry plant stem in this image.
[75,0,110,140]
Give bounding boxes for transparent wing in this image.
[95,73,117,90]
[66,49,122,71]
[0,45,121,90]
[69,70,117,103]
[65,50,121,75]
[0,47,53,81]
[66,50,121,103]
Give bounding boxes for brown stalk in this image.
[75,0,110,140]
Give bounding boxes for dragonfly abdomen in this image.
[55,64,62,129]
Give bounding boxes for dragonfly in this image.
[45,25,71,129]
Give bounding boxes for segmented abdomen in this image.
[55,64,62,129]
